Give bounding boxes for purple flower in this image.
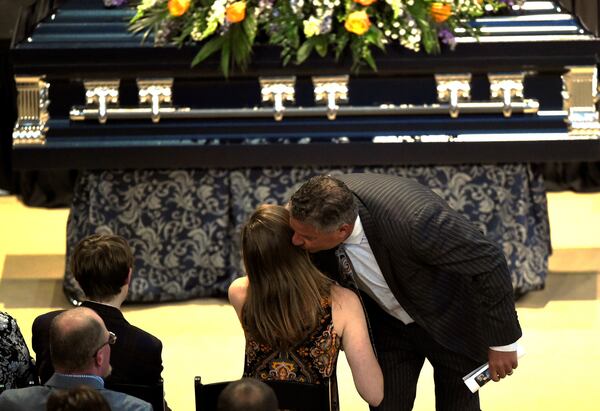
[258,0,275,11]
[438,28,456,50]
[103,0,128,7]
[320,14,332,34]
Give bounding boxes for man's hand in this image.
[488,349,518,382]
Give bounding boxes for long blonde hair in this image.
[241,204,333,350]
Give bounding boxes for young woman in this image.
[228,204,383,408]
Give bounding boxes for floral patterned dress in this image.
[0,312,36,389]
[243,298,341,409]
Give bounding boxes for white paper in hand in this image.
[463,345,525,393]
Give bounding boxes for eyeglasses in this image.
[92,331,117,358]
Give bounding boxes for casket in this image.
[11,0,600,168]
[9,0,600,302]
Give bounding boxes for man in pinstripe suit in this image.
[288,174,522,411]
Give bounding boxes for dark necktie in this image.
[334,245,377,353]
[334,246,361,292]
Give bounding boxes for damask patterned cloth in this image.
[65,164,550,302]
[0,312,37,389]
[243,299,340,383]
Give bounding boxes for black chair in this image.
[106,379,165,411]
[194,376,333,411]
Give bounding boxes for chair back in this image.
[106,379,165,411]
[194,376,333,411]
[194,377,230,411]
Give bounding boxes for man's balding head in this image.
[50,307,110,376]
[217,378,278,411]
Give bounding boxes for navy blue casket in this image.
[10,0,600,302]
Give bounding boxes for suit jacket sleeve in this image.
[409,201,522,347]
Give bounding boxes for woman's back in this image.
[242,295,340,384]
[229,278,383,407]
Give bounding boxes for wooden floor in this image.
[1,192,599,411]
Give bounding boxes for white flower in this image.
[385,0,404,18]
[197,0,228,41]
[303,16,322,37]
[138,0,158,12]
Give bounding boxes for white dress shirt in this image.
[342,216,415,324]
[342,216,518,352]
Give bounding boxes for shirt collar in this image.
[343,215,364,245]
[50,373,105,388]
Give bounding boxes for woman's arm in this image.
[332,286,384,407]
[227,277,248,323]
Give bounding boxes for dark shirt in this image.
[32,301,163,385]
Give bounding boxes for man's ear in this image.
[125,268,132,286]
[94,348,105,368]
[338,223,353,240]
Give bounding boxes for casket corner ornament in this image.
[12,75,50,146]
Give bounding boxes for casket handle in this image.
[488,73,526,118]
[137,79,174,123]
[434,74,472,119]
[259,77,296,121]
[83,80,120,124]
[312,75,349,121]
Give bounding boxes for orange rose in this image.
[226,2,246,23]
[167,0,190,17]
[353,0,377,6]
[430,2,452,23]
[344,10,371,36]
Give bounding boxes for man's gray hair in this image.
[289,175,358,232]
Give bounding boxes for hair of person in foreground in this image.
[217,378,278,411]
[46,385,111,411]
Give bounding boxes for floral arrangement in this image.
[130,0,513,76]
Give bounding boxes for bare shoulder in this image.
[331,284,361,311]
[228,276,248,307]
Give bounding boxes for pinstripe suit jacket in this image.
[316,173,522,363]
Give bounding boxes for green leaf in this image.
[243,13,257,44]
[314,36,328,58]
[416,16,440,54]
[191,36,226,67]
[334,32,349,61]
[363,49,377,72]
[230,23,253,71]
[367,28,385,50]
[221,39,231,78]
[297,39,316,65]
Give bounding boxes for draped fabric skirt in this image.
[64,164,550,303]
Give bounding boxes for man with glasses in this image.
[32,234,164,387]
[0,307,151,410]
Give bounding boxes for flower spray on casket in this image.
[129,0,514,77]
